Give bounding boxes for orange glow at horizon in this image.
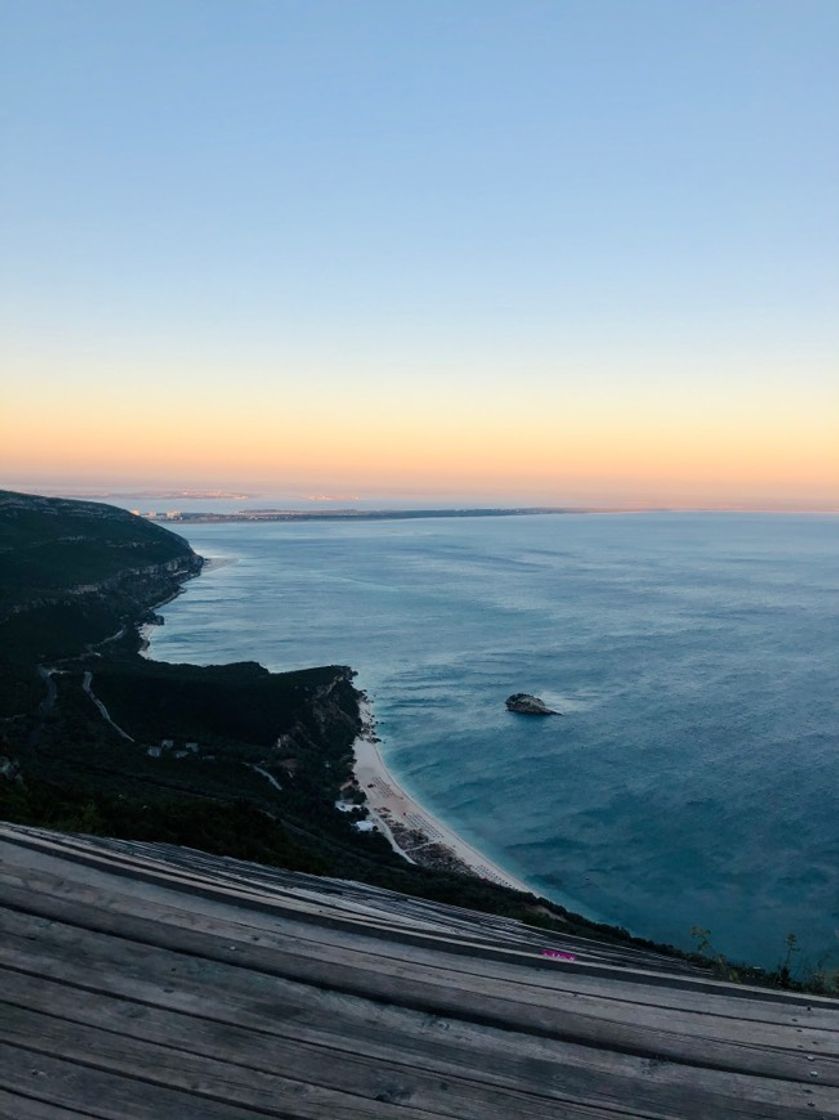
[3,370,837,508]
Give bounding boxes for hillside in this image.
[0,490,199,613]
[0,490,203,720]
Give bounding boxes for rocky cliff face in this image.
[269,666,361,780]
[0,490,203,663]
[0,554,203,624]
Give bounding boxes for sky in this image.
[2,0,837,507]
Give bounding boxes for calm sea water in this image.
[148,513,839,970]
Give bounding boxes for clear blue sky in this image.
[2,1,837,504]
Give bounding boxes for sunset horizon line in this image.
[3,478,837,515]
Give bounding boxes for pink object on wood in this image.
[541,949,577,961]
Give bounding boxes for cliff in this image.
[0,490,203,668]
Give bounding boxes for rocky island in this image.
[506,692,560,715]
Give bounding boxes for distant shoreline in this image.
[138,506,589,525]
[125,505,839,525]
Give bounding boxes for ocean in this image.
[147,512,839,971]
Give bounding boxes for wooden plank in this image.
[0,855,803,1027]
[0,1042,293,1120]
[0,1087,98,1120]
[3,923,838,1120]
[2,871,837,1085]
[0,831,711,977]
[3,831,525,937]
[1,916,824,1109]
[3,908,835,1065]
[0,891,824,1102]
[0,920,604,1076]
[159,854,701,968]
[1,962,835,1120]
[0,855,618,988]
[0,842,548,954]
[0,982,653,1120]
[0,836,758,996]
[0,835,684,978]
[0,1003,656,1120]
[0,837,810,1003]
[0,828,703,977]
[3,826,839,1118]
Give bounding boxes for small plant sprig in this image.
[689,926,740,982]
[774,932,800,988]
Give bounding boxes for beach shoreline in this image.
[351,696,535,895]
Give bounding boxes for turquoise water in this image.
[149,513,839,970]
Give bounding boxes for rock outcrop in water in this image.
[505,693,559,716]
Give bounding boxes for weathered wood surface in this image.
[1,823,837,1119]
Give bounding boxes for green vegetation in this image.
[689,924,839,995]
[0,776,329,875]
[0,489,202,679]
[0,490,193,610]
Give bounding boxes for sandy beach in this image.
[352,701,534,895]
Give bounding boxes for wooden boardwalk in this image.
[1,823,837,1118]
